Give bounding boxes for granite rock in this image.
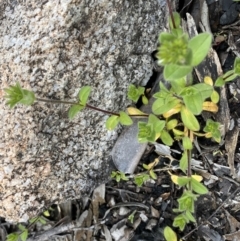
[0,0,166,222]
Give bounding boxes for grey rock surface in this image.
[0,0,166,222]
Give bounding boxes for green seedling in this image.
[128,210,137,224]
[111,171,129,182]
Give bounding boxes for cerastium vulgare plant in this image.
[4,4,240,241]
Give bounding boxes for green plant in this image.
[111,159,159,187]
[6,210,50,241]
[4,3,240,241]
[111,171,129,182]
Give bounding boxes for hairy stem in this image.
[36,97,120,116]
[187,149,192,177]
[36,98,77,106]
[36,98,149,118]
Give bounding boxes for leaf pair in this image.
[215,57,240,87]
[171,174,208,194]
[143,159,159,180]
[7,224,28,241]
[111,171,129,182]
[106,111,133,130]
[68,86,92,119]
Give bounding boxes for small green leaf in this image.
[173,214,187,231]
[142,95,148,105]
[119,111,133,126]
[106,115,119,130]
[120,172,129,181]
[116,175,121,182]
[148,114,165,133]
[111,171,117,178]
[234,57,240,75]
[173,128,184,136]
[39,216,47,225]
[223,71,238,82]
[211,90,220,104]
[170,78,186,94]
[29,217,38,224]
[164,226,177,241]
[20,230,28,241]
[193,83,213,101]
[149,169,157,180]
[159,32,175,44]
[68,104,85,119]
[167,119,178,130]
[43,210,50,217]
[78,86,91,105]
[188,33,212,66]
[176,176,191,187]
[134,174,150,187]
[185,210,196,222]
[182,136,193,150]
[111,171,129,182]
[169,12,181,30]
[143,163,150,170]
[181,105,200,131]
[180,151,188,173]
[7,233,19,241]
[214,77,225,87]
[160,130,174,146]
[18,224,26,232]
[191,177,208,194]
[164,64,192,81]
[180,86,203,115]
[154,120,166,133]
[152,97,180,115]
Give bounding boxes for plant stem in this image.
[187,149,192,178]
[36,97,149,118]
[36,98,77,106]
[86,103,120,116]
[167,0,176,29]
[36,97,120,116]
